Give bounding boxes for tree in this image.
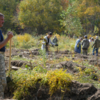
[18,0,69,34]
[59,1,82,36]
[76,0,100,34]
[0,0,20,33]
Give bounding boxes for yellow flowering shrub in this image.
[16,33,32,43]
[9,68,72,99]
[46,69,72,95]
[55,33,60,39]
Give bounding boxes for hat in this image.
[96,36,98,39]
[84,35,87,38]
[91,37,94,40]
[48,32,53,35]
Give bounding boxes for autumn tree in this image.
[77,0,100,35]
[18,0,69,34]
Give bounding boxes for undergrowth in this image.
[7,68,72,100]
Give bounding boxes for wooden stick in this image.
[8,39,12,73]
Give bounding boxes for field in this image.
[4,33,100,100]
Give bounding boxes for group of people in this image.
[74,35,100,56]
[41,32,58,56]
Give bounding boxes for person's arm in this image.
[0,31,13,49]
[49,38,55,46]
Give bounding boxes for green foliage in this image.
[18,0,67,34]
[59,2,82,36]
[84,68,93,75]
[0,0,20,32]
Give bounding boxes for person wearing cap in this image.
[0,13,13,99]
[89,37,94,43]
[81,35,89,55]
[41,32,58,56]
[92,36,100,56]
[74,37,83,53]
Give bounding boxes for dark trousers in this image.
[93,48,98,56]
[82,48,88,55]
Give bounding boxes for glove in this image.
[55,44,58,46]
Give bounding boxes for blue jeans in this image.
[93,48,98,56]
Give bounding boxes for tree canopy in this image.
[18,0,68,34]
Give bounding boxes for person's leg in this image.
[0,53,7,99]
[96,48,98,56]
[85,50,87,55]
[92,48,95,55]
[83,49,85,55]
[83,49,87,55]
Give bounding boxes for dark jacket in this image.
[93,39,100,48]
[82,39,89,49]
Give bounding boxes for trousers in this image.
[0,53,7,99]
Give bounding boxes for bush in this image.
[8,68,72,99]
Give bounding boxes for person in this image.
[52,36,58,52]
[0,13,13,99]
[89,37,92,43]
[89,37,94,43]
[52,36,58,44]
[81,35,89,55]
[92,36,100,56]
[74,37,82,53]
[41,32,58,56]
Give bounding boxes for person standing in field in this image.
[81,35,89,55]
[74,37,82,53]
[92,36,100,56]
[41,32,58,56]
[89,37,94,43]
[0,13,13,99]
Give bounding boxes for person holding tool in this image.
[41,32,58,56]
[0,13,13,99]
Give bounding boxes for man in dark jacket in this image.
[81,35,89,55]
[92,36,100,56]
[0,13,13,99]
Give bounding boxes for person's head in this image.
[84,35,87,39]
[96,36,98,39]
[79,37,83,41]
[0,13,4,27]
[91,37,94,41]
[47,32,53,38]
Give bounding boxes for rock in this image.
[37,88,44,98]
[69,81,97,100]
[11,66,20,70]
[11,60,28,67]
[56,64,62,68]
[88,90,100,100]
[58,50,69,54]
